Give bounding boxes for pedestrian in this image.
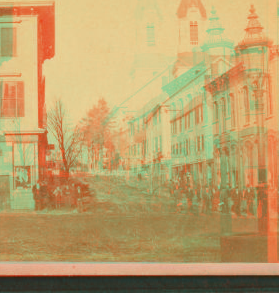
[186,186,194,215]
[32,180,41,211]
[53,186,62,209]
[245,185,255,216]
[175,178,183,213]
[258,184,268,219]
[201,185,212,215]
[64,184,71,208]
[231,186,241,217]
[220,184,230,214]
[211,185,219,212]
[40,181,49,210]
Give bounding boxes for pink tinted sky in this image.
[3,0,278,124]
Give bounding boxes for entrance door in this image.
[0,175,10,209]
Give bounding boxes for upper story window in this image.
[146,23,155,46]
[1,28,17,57]
[243,86,250,124]
[214,102,218,121]
[0,81,24,118]
[195,104,203,125]
[221,98,226,132]
[230,94,236,128]
[267,78,273,116]
[190,21,198,45]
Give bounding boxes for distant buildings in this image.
[118,1,279,191]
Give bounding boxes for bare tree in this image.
[47,100,83,179]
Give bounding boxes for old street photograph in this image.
[0,0,279,263]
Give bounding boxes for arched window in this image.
[221,98,226,132]
[214,102,218,121]
[190,21,198,45]
[230,94,236,128]
[146,23,155,46]
[268,78,273,116]
[243,86,250,124]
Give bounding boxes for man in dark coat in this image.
[220,184,230,214]
[231,186,241,216]
[186,186,194,215]
[32,181,41,211]
[245,185,255,216]
[201,185,212,215]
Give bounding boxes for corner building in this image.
[0,2,55,210]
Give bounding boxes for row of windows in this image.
[171,135,205,156]
[213,85,273,131]
[129,135,162,157]
[171,104,203,135]
[129,108,161,137]
[147,21,199,47]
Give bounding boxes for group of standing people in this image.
[169,175,269,218]
[32,180,84,211]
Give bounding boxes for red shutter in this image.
[17,81,24,117]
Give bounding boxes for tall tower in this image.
[201,6,234,75]
[131,0,172,89]
[202,6,234,56]
[177,0,207,54]
[134,0,162,55]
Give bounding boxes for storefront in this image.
[0,134,39,210]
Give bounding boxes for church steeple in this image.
[135,0,162,51]
[177,0,206,20]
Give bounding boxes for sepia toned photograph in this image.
[0,0,279,274]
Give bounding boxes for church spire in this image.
[177,0,206,19]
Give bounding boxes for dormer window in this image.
[190,21,198,45]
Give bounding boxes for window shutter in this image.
[17,81,24,117]
[0,81,2,116]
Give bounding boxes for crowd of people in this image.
[168,175,270,218]
[32,179,91,211]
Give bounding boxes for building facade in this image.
[204,5,278,190]
[0,2,55,210]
